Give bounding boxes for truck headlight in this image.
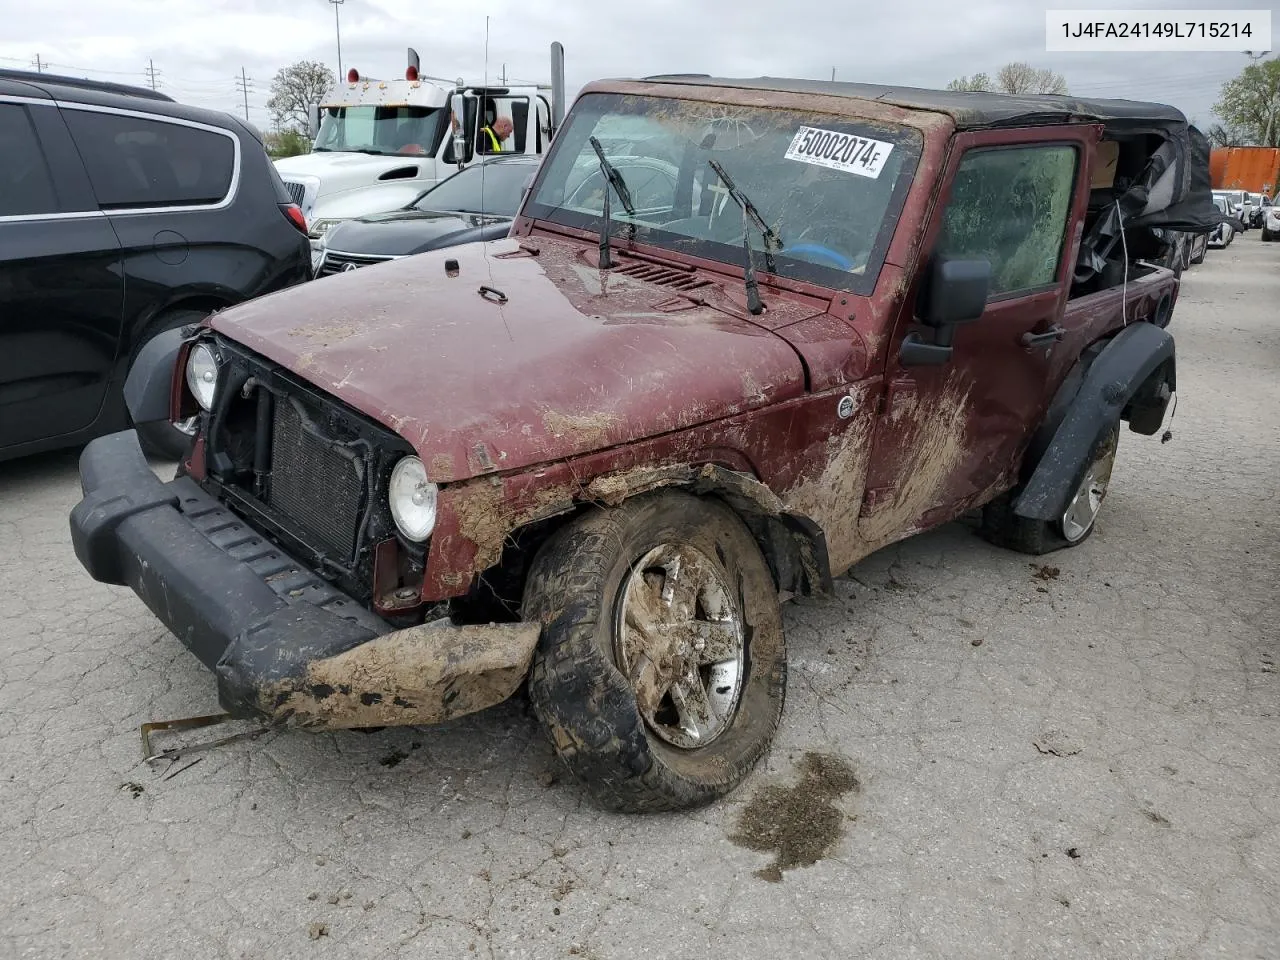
[389,456,438,542]
[184,342,220,412]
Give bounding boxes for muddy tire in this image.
[981,423,1120,556]
[523,490,786,813]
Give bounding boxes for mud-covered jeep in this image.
[71,78,1220,812]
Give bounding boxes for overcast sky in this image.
[1,0,1275,131]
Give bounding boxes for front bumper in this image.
[69,431,539,729]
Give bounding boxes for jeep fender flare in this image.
[1013,322,1175,523]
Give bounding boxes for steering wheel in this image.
[784,243,854,270]
[787,222,868,271]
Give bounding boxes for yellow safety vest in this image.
[480,126,502,152]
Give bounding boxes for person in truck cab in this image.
[478,116,513,154]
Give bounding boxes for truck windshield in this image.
[315,106,445,156]
[524,93,922,294]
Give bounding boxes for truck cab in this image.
[277,47,558,269]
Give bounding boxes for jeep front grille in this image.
[267,397,366,560]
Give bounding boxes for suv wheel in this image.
[981,423,1120,555]
[524,490,786,812]
[130,309,208,460]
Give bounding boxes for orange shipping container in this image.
[1210,147,1280,196]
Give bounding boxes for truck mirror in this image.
[919,258,991,327]
[308,106,321,140]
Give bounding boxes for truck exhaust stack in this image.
[550,42,566,137]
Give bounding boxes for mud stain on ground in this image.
[729,752,859,882]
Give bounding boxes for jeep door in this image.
[0,96,124,452]
[857,125,1096,544]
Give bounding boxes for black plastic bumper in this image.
[70,430,387,719]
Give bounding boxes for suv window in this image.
[63,110,235,209]
[0,103,59,217]
[935,145,1078,297]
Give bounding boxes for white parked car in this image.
[1209,195,1236,248]
[1261,199,1280,241]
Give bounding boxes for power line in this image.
[235,68,254,121]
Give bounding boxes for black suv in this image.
[0,70,311,461]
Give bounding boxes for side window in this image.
[63,110,235,209]
[935,145,1078,297]
[0,104,59,217]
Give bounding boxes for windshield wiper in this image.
[708,159,783,316]
[588,136,636,269]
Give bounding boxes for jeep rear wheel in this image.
[524,490,786,813]
[981,423,1120,555]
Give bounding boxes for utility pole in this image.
[501,63,507,84]
[32,54,43,73]
[831,67,836,82]
[236,68,253,121]
[329,0,345,79]
[144,59,160,91]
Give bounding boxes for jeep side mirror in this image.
[900,258,991,366]
[918,258,991,327]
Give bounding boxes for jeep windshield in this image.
[315,106,445,156]
[524,93,922,295]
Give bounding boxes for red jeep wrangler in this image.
[72,78,1215,812]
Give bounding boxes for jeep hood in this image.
[209,238,808,483]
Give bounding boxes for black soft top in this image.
[641,76,1188,132]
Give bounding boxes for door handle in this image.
[1020,324,1065,348]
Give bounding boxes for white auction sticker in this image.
[785,127,894,179]
[1046,9,1272,52]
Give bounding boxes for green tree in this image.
[266,129,313,159]
[267,60,334,133]
[1213,57,1280,147]
[946,63,1068,95]
[947,73,991,93]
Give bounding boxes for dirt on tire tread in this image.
[523,492,785,813]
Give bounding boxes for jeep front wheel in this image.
[523,490,786,813]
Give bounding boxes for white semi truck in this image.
[277,43,566,269]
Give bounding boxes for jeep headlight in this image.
[184,342,219,412]
[388,456,438,542]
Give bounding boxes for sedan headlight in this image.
[388,456,438,542]
[307,218,343,241]
[184,342,219,412]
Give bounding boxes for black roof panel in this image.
[0,68,174,103]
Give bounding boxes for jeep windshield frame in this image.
[523,92,922,295]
